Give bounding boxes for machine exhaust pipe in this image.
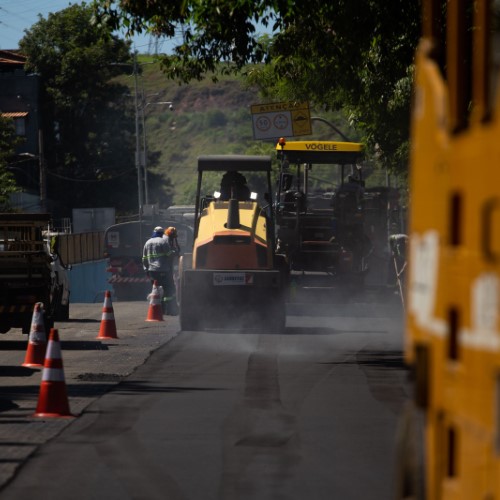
[227,198,240,229]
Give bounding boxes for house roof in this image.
[0,50,26,67]
[1,112,29,118]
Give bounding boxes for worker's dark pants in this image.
[147,270,178,315]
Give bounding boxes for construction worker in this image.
[163,226,180,315]
[164,226,180,254]
[142,226,177,315]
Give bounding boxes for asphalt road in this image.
[0,288,409,500]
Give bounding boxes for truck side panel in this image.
[0,214,53,334]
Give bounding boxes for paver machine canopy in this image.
[275,139,370,283]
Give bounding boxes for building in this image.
[0,49,42,211]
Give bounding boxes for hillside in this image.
[123,58,364,207]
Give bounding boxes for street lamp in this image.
[139,94,174,206]
[112,55,174,216]
[310,116,351,142]
[129,53,174,213]
[17,150,46,212]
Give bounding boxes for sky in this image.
[0,0,167,52]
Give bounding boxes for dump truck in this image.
[178,155,287,331]
[0,213,68,334]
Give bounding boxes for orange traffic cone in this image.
[146,280,164,322]
[97,290,118,339]
[22,302,47,368]
[33,328,74,418]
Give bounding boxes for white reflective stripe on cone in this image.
[42,368,65,382]
[46,340,62,359]
[30,331,46,343]
[101,312,115,320]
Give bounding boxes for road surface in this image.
[0,288,409,499]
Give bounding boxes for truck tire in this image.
[51,286,69,321]
[57,302,70,321]
[394,402,426,500]
[0,320,10,334]
[22,321,31,335]
[44,315,55,334]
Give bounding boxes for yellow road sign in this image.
[251,101,311,139]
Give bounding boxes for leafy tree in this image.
[256,0,419,174]
[93,0,421,176]
[19,3,143,216]
[0,117,22,211]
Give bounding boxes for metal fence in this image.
[56,231,105,265]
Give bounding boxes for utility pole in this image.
[141,87,149,205]
[132,52,144,252]
[133,52,143,217]
[131,54,174,214]
[140,93,174,209]
[38,130,47,213]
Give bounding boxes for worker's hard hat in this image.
[154,226,164,233]
[165,226,177,237]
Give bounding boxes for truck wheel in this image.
[394,403,426,500]
[44,315,55,334]
[57,303,70,321]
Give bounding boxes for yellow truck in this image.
[396,1,500,498]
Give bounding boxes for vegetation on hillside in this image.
[94,0,420,176]
[13,2,403,216]
[133,58,363,206]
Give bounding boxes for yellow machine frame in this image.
[402,1,500,499]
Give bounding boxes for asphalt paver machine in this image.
[275,138,372,285]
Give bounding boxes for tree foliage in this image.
[249,0,419,173]
[93,0,421,175]
[0,117,22,211]
[19,3,144,216]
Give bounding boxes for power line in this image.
[46,168,136,183]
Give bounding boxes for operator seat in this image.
[282,190,306,213]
